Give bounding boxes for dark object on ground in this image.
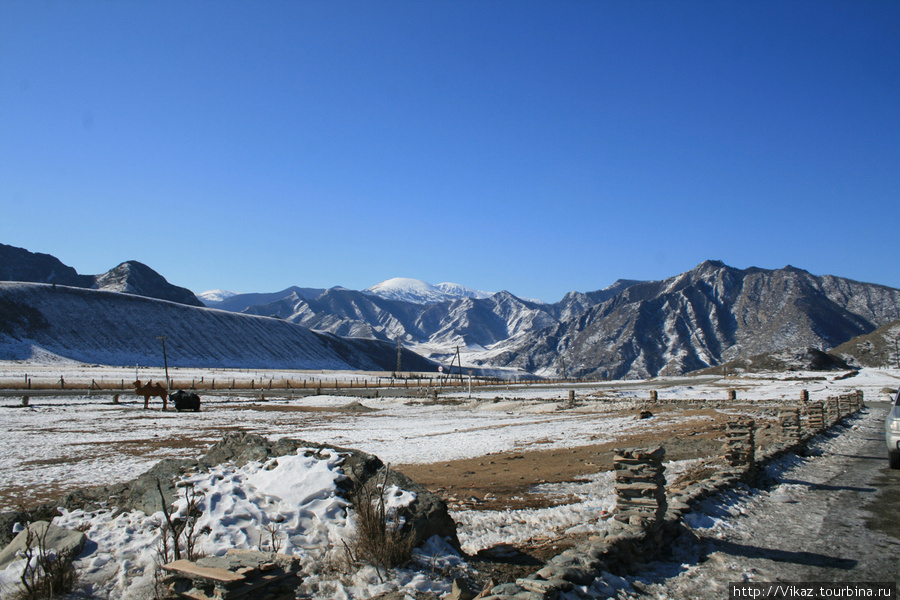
[171,390,201,412]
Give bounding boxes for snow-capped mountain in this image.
[198,289,238,304]
[364,278,491,304]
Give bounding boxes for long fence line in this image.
[0,373,599,392]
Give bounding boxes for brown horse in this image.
[133,379,168,410]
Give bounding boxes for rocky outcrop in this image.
[94,261,203,306]
[0,521,86,570]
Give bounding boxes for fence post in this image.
[779,406,802,443]
[723,419,755,470]
[613,446,667,526]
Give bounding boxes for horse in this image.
[133,379,168,410]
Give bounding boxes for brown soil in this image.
[393,405,779,587]
[396,407,778,512]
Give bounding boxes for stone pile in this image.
[838,394,851,418]
[162,549,301,600]
[612,446,667,525]
[723,419,755,468]
[779,406,802,443]
[806,401,825,432]
[825,396,839,426]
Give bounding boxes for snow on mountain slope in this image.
[365,278,490,304]
[434,282,492,300]
[198,289,238,304]
[0,282,431,371]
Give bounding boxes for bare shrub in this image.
[155,478,203,564]
[344,466,415,582]
[262,521,284,554]
[8,519,79,600]
[152,478,205,600]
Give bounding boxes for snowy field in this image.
[1,365,898,599]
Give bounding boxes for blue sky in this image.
[2,1,898,302]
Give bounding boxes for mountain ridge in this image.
[5,242,900,379]
[0,243,203,307]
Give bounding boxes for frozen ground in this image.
[0,366,898,599]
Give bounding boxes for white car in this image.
[885,389,900,469]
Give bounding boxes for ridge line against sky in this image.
[1,1,898,303]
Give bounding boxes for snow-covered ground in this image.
[1,366,898,599]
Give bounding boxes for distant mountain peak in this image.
[364,278,490,304]
[198,289,238,303]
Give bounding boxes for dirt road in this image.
[613,405,900,598]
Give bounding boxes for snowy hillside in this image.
[364,278,490,304]
[0,282,435,371]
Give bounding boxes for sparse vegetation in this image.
[155,478,204,564]
[7,516,78,600]
[344,466,415,582]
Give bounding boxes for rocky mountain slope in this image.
[0,243,202,307]
[0,282,435,371]
[484,261,900,379]
[830,319,900,369]
[242,287,562,350]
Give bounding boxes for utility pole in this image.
[396,336,402,374]
[157,335,170,392]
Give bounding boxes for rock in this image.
[447,577,476,600]
[0,521,86,570]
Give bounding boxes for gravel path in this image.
[609,406,900,598]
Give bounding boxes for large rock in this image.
[0,521,86,570]
[198,432,460,549]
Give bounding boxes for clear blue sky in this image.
[2,1,898,302]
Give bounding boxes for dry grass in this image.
[6,521,79,600]
[344,467,415,582]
